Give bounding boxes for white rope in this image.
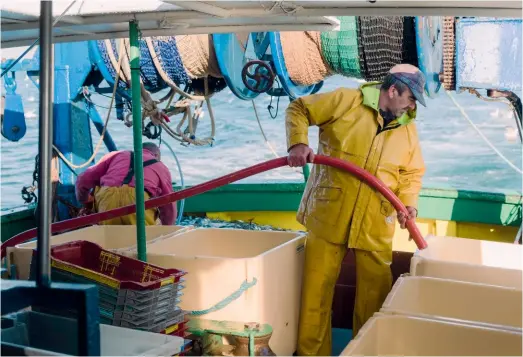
[144,38,216,146]
[144,37,205,102]
[252,100,302,174]
[53,39,125,169]
[446,90,522,175]
[252,100,280,158]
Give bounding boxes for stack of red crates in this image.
[29,240,192,355]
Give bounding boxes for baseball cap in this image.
[389,64,427,107]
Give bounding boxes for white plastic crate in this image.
[144,228,306,356]
[341,313,522,356]
[380,275,522,331]
[410,235,522,288]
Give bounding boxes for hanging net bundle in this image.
[320,16,362,78]
[357,16,405,82]
[96,35,227,95]
[280,31,332,86]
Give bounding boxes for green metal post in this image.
[129,21,147,261]
[302,164,310,182]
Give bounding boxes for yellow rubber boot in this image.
[352,249,393,336]
[297,233,347,356]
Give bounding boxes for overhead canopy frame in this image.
[1,0,521,48]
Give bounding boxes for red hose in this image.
[0,155,427,258]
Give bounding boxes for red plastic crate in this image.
[166,322,189,338]
[46,240,186,290]
[163,314,189,336]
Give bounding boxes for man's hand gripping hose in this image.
[1,155,427,258]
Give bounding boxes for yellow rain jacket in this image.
[286,82,425,252]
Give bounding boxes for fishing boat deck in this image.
[1,0,522,355]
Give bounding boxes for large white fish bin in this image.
[341,313,523,356]
[410,235,523,289]
[144,228,307,356]
[380,275,522,331]
[5,225,192,280]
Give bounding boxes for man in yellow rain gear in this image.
[75,142,177,225]
[286,64,426,355]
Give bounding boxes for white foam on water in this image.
[1,75,521,210]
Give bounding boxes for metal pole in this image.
[129,21,147,261]
[36,0,54,287]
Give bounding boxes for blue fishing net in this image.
[138,39,166,91]
[152,37,190,86]
[96,39,128,88]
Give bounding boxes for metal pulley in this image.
[241,60,275,93]
[1,71,27,142]
[213,32,270,100]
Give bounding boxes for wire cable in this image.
[1,0,78,77]
[161,139,185,224]
[446,90,522,175]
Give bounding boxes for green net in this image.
[320,17,362,78]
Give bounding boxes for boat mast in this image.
[129,21,147,262]
[35,0,53,287]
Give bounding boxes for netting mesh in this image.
[320,16,362,78]
[357,16,405,81]
[175,34,223,79]
[94,20,433,96]
[280,31,331,86]
[151,36,190,86]
[96,39,128,88]
[137,39,165,89]
[442,17,456,90]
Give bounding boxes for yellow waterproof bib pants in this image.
[297,233,392,356]
[94,185,157,225]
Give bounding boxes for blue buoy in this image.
[415,17,443,98]
[268,32,323,100]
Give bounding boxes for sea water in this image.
[1,72,521,211]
